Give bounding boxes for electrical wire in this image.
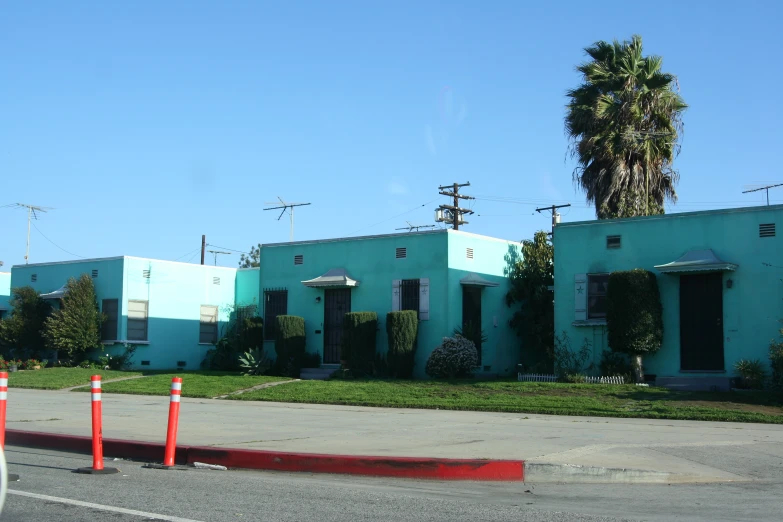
[31,222,85,259]
[350,198,441,235]
[173,247,202,262]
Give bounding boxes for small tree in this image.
[43,275,104,359]
[606,269,663,382]
[342,312,378,375]
[505,231,554,372]
[0,286,52,355]
[239,244,261,268]
[386,311,418,378]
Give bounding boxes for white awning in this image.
[459,273,499,287]
[301,268,360,288]
[40,285,68,299]
[654,249,738,274]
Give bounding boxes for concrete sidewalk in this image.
[9,389,783,483]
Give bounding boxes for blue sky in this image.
[2,1,781,268]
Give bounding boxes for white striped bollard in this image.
[76,375,119,474]
[0,371,20,482]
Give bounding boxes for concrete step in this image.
[299,367,340,380]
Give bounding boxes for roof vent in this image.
[91,269,99,278]
[31,274,37,282]
[142,269,151,279]
[213,277,220,285]
[606,235,622,249]
[466,247,474,259]
[294,254,304,265]
[760,223,776,238]
[395,247,407,259]
[141,360,151,366]
[177,360,186,367]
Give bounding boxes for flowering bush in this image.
[425,335,478,379]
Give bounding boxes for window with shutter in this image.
[199,305,219,344]
[127,300,149,341]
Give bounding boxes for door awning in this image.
[40,285,68,299]
[654,249,738,274]
[459,273,499,287]
[302,268,360,288]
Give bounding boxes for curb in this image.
[5,430,524,481]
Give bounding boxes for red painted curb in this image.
[5,429,524,481]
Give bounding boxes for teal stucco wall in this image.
[0,272,11,319]
[553,205,783,381]
[235,268,260,309]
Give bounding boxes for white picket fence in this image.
[517,373,626,385]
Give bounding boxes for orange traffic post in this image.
[0,371,20,481]
[76,375,119,474]
[163,377,182,467]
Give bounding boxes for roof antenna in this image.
[11,203,54,263]
[263,197,312,242]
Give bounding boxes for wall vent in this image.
[395,247,407,259]
[91,269,99,278]
[141,360,151,366]
[176,361,186,367]
[606,235,622,249]
[213,277,220,285]
[294,254,304,265]
[466,247,474,259]
[142,269,151,279]
[759,223,776,238]
[31,274,37,282]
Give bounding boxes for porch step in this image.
[299,366,340,380]
[656,376,731,392]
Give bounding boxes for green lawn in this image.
[227,379,783,424]
[73,371,291,398]
[7,368,142,390]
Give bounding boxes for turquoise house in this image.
[255,229,519,378]
[4,229,521,377]
[553,205,783,390]
[0,271,10,320]
[9,257,238,369]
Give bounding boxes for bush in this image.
[300,351,322,369]
[606,269,663,382]
[733,359,766,390]
[239,348,272,376]
[274,315,306,377]
[202,337,242,371]
[553,331,592,380]
[599,351,632,380]
[386,311,418,378]
[425,336,478,379]
[342,312,378,374]
[453,321,487,361]
[769,326,783,389]
[240,317,264,352]
[105,345,137,371]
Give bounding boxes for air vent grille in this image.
[176,361,186,367]
[142,269,151,279]
[31,274,37,282]
[395,247,407,259]
[760,223,776,238]
[466,248,474,259]
[606,235,622,249]
[92,269,99,278]
[141,360,151,366]
[294,254,304,265]
[213,277,220,285]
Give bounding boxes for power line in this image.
[31,222,84,259]
[435,182,474,230]
[350,199,440,235]
[174,247,202,262]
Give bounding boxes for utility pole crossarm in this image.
[435,182,474,231]
[536,203,571,236]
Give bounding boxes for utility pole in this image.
[535,203,571,236]
[201,235,206,265]
[742,183,783,206]
[207,249,231,266]
[263,197,312,241]
[11,203,53,264]
[435,182,474,230]
[395,221,437,233]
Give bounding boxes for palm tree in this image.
[566,35,687,219]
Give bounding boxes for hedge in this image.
[342,312,378,374]
[386,310,418,378]
[274,315,306,376]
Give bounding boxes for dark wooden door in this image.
[680,272,724,371]
[324,288,351,364]
[462,286,483,364]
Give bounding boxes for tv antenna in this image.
[395,221,437,233]
[206,249,231,266]
[263,197,311,242]
[9,203,54,264]
[742,183,783,206]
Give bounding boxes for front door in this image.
[462,286,483,364]
[679,272,724,371]
[323,288,351,364]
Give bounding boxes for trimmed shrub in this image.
[425,336,478,379]
[342,312,378,374]
[770,325,783,389]
[386,311,418,378]
[606,269,663,382]
[274,315,306,377]
[240,316,264,352]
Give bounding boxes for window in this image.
[127,300,149,341]
[395,247,407,259]
[760,223,776,238]
[263,289,288,340]
[199,305,218,344]
[587,274,609,319]
[606,235,621,249]
[294,254,304,265]
[400,279,420,318]
[101,299,119,341]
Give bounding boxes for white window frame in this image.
[199,305,219,344]
[127,300,149,341]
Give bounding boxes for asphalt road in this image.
[2,446,782,522]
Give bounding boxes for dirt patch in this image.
[675,400,783,416]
